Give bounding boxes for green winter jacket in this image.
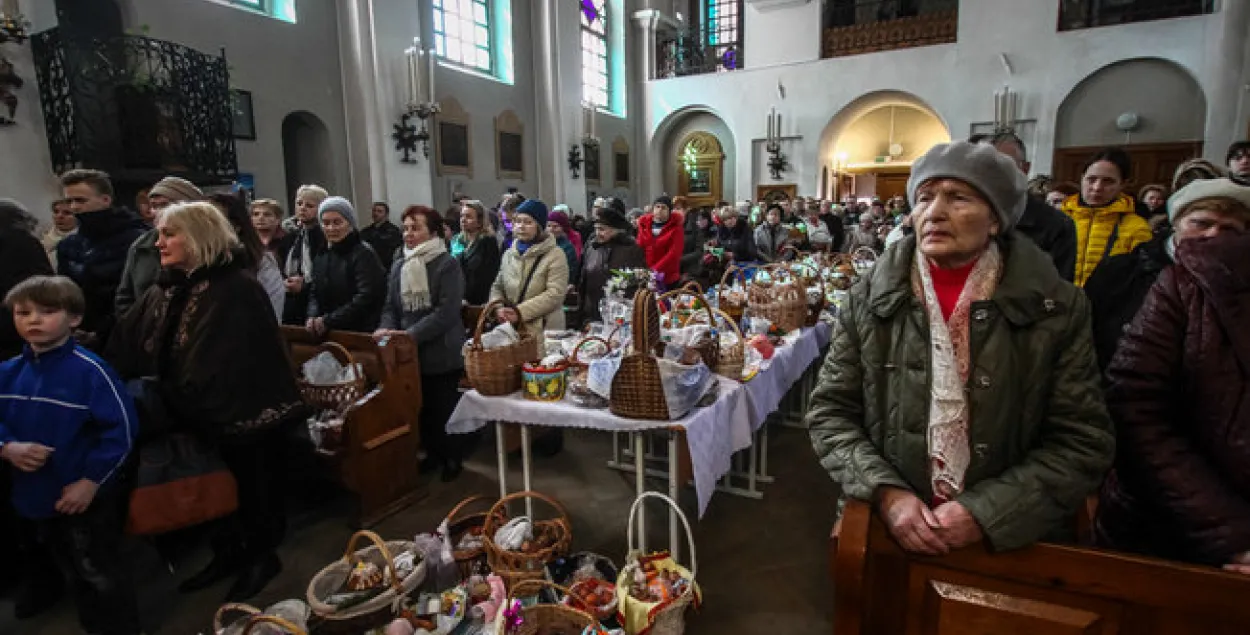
[807,233,1114,552]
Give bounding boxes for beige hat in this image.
[1167,178,1250,223]
[149,176,204,203]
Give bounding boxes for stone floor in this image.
[0,423,840,634]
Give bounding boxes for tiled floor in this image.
[0,423,840,634]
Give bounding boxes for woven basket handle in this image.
[483,490,571,536]
[318,341,357,371]
[853,246,879,261]
[341,529,403,593]
[626,492,698,579]
[631,289,655,353]
[506,578,577,605]
[660,285,715,331]
[569,336,610,367]
[683,308,743,343]
[446,495,498,526]
[241,614,307,635]
[718,263,744,289]
[214,603,261,632]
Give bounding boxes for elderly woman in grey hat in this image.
[305,196,387,335]
[808,141,1114,555]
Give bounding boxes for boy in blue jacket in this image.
[0,275,140,634]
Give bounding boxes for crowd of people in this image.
[0,134,1248,633]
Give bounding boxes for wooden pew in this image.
[831,498,1250,634]
[281,327,425,527]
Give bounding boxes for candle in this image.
[777,113,782,140]
[1,0,17,17]
[427,46,436,102]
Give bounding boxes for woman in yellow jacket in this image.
[1062,148,1153,287]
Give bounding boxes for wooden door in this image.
[876,173,910,201]
[1052,142,1203,190]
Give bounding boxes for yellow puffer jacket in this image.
[1062,194,1153,287]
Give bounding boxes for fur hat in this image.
[907,141,1027,231]
[596,207,632,231]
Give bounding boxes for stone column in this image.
[1202,0,1250,161]
[633,9,662,200]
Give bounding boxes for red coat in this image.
[1096,233,1250,566]
[636,212,684,286]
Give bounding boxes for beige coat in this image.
[490,233,569,342]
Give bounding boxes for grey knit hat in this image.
[906,141,1028,231]
[1167,178,1250,223]
[318,196,358,230]
[149,176,203,203]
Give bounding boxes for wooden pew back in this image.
[280,327,424,526]
[831,498,1250,635]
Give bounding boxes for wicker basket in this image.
[617,493,699,635]
[482,491,573,591]
[786,259,826,328]
[714,265,748,323]
[493,579,598,635]
[306,530,425,634]
[658,282,719,371]
[609,288,671,421]
[214,603,309,635]
[747,265,806,333]
[683,308,745,381]
[297,342,368,412]
[447,495,506,580]
[465,299,541,396]
[567,336,612,409]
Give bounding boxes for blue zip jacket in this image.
[0,339,137,519]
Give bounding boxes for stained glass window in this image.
[581,0,609,109]
[433,0,493,73]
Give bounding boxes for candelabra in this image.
[0,10,28,45]
[393,100,439,164]
[567,144,583,179]
[766,138,789,181]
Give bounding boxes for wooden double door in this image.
[1052,142,1203,190]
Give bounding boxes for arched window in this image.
[433,0,493,73]
[704,0,742,70]
[581,0,610,110]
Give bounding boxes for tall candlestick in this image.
[1,0,17,17]
[776,113,782,140]
[406,49,416,106]
[427,46,436,102]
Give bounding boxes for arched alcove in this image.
[282,111,334,207]
[651,107,735,204]
[817,91,950,201]
[1056,58,1206,148]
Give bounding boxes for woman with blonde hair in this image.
[281,184,328,325]
[452,199,501,305]
[107,201,305,602]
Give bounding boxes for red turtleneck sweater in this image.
[928,258,978,321]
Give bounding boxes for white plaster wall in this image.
[1,0,61,226]
[743,0,820,69]
[646,0,1238,201]
[124,0,352,205]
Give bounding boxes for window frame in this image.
[581,0,610,112]
[432,0,495,75]
[703,0,743,71]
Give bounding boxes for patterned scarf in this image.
[911,242,1003,500]
[400,238,447,312]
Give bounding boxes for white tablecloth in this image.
[741,323,830,431]
[447,380,753,517]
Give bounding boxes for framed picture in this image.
[230,89,255,140]
[436,98,473,177]
[584,141,601,184]
[612,136,630,187]
[495,110,524,180]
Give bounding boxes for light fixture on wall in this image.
[395,37,440,163]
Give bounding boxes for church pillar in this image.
[1202,0,1250,161]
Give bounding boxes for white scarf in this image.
[400,239,447,312]
[912,242,1002,500]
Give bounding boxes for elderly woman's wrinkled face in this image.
[513,213,540,242]
[913,178,1000,269]
[1081,160,1125,207]
[1142,189,1166,211]
[155,216,191,270]
[320,211,352,244]
[404,214,431,247]
[1173,200,1250,242]
[594,224,617,243]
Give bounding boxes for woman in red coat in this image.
[636,196,684,288]
[1096,178,1250,574]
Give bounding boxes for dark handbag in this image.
[126,433,239,536]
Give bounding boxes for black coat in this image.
[378,251,466,375]
[680,228,715,275]
[360,220,404,271]
[55,207,148,344]
[455,234,502,306]
[819,212,846,253]
[0,229,54,358]
[1084,231,1172,373]
[278,224,327,325]
[715,222,757,263]
[308,232,387,333]
[1016,196,1077,282]
[578,233,647,325]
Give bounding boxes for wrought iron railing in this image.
[1057,0,1214,31]
[656,26,741,79]
[821,0,958,58]
[31,28,237,180]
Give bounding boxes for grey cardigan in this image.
[378,251,466,375]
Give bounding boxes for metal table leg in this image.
[521,424,533,520]
[635,432,646,554]
[495,421,508,500]
[668,431,680,563]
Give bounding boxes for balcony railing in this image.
[822,0,958,58]
[1058,0,1214,31]
[656,26,741,79]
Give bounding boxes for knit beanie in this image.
[548,209,573,235]
[653,195,673,210]
[596,207,632,231]
[1167,178,1250,223]
[149,176,203,203]
[318,196,358,230]
[515,199,549,227]
[907,141,1027,231]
